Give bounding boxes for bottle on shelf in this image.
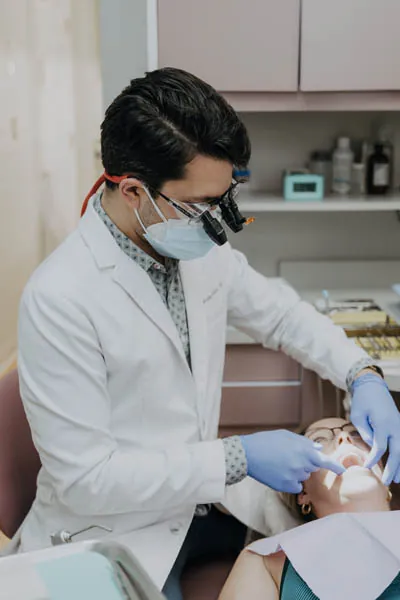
[376,125,394,191]
[309,150,332,195]
[361,140,371,170]
[332,137,353,196]
[367,143,390,196]
[351,163,366,196]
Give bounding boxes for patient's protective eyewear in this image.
[305,423,363,449]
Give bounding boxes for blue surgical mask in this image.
[135,187,216,261]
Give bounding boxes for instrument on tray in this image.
[315,296,400,361]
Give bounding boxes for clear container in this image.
[332,137,354,196]
[351,163,366,196]
[309,151,332,195]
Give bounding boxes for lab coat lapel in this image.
[112,255,188,364]
[179,260,208,429]
[79,202,188,364]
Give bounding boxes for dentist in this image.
[17,68,400,599]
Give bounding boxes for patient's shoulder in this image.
[264,551,286,589]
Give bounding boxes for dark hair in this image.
[101,67,251,192]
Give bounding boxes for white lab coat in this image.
[17,200,367,588]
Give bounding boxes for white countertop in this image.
[226,287,400,391]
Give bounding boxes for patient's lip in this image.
[340,453,364,469]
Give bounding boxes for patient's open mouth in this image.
[340,453,364,469]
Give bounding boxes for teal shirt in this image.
[280,559,400,600]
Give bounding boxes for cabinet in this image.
[153,0,400,110]
[219,345,325,437]
[301,0,400,92]
[157,0,300,92]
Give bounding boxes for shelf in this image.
[223,91,400,112]
[238,194,400,213]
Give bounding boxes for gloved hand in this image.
[351,373,400,485]
[240,429,345,493]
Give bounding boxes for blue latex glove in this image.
[240,430,345,493]
[351,373,400,485]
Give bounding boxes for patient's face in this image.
[300,417,388,517]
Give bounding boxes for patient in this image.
[219,417,400,600]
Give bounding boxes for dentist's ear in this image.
[119,178,146,207]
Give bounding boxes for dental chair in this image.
[0,538,166,599]
[0,370,232,599]
[0,369,40,539]
[181,559,235,600]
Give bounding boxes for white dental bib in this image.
[248,511,400,600]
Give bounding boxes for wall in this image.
[241,112,400,193]
[229,209,400,277]
[0,0,102,369]
[229,111,400,277]
[0,2,40,367]
[99,0,148,109]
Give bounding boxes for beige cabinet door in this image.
[301,0,400,91]
[157,0,300,92]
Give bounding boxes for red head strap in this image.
[81,173,128,216]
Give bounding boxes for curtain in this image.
[0,0,103,369]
